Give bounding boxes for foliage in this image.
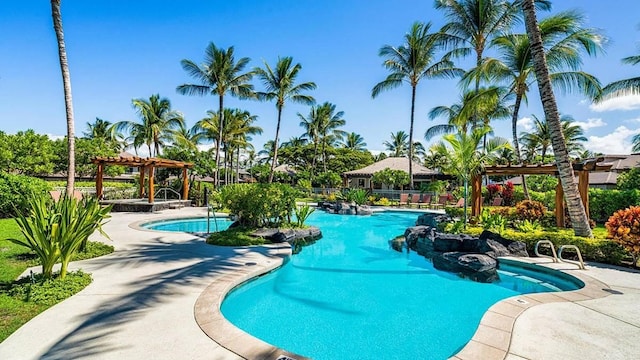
[8,194,112,279]
[371,168,410,189]
[514,219,543,233]
[515,200,548,222]
[605,206,640,267]
[206,227,268,246]
[0,130,57,176]
[444,206,466,218]
[374,197,391,206]
[616,168,640,191]
[346,189,369,205]
[294,205,315,227]
[526,175,558,192]
[7,270,92,306]
[48,181,134,189]
[53,137,124,177]
[71,241,114,261]
[444,220,465,234]
[316,171,342,189]
[421,180,447,196]
[589,189,640,223]
[0,174,51,218]
[502,181,514,206]
[297,179,312,195]
[478,208,507,235]
[486,183,502,200]
[217,183,298,228]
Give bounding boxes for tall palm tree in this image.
[258,140,277,165]
[316,102,347,172]
[177,42,254,187]
[372,21,462,190]
[298,106,322,173]
[432,126,510,225]
[384,131,409,157]
[520,114,587,162]
[341,132,367,151]
[254,56,316,183]
[522,0,592,237]
[282,136,308,148]
[410,141,426,162]
[115,94,185,157]
[83,118,111,139]
[51,0,75,195]
[226,110,262,184]
[169,123,200,152]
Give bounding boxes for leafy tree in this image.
[54,137,124,177]
[617,168,640,191]
[326,148,374,175]
[177,42,254,187]
[521,0,592,237]
[254,56,316,183]
[316,171,342,190]
[372,168,410,190]
[372,21,461,189]
[51,0,76,195]
[2,130,57,176]
[340,132,367,151]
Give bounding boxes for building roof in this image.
[503,171,619,186]
[273,164,296,175]
[600,153,640,171]
[343,157,440,178]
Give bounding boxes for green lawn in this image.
[0,218,113,342]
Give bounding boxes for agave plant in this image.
[9,194,112,279]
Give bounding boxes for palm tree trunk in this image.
[522,0,592,237]
[408,85,416,190]
[269,106,283,183]
[236,147,240,184]
[51,0,75,196]
[311,141,318,177]
[512,92,531,200]
[322,139,327,173]
[214,96,224,188]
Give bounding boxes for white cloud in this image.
[517,117,534,131]
[369,149,384,156]
[197,144,214,152]
[45,133,65,141]
[585,126,640,154]
[589,94,640,112]
[574,118,606,131]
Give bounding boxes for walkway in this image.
[0,208,639,360]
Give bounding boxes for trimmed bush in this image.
[589,189,640,223]
[515,200,547,222]
[605,205,640,267]
[0,173,51,218]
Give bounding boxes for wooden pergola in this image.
[91,156,194,203]
[472,158,613,227]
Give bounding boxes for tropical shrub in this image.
[297,179,312,195]
[605,205,640,267]
[374,197,391,206]
[444,220,465,234]
[514,219,543,233]
[346,188,369,205]
[8,270,92,306]
[218,183,298,228]
[589,189,640,223]
[316,171,342,190]
[616,168,640,191]
[478,208,507,235]
[8,194,112,279]
[371,168,409,189]
[486,183,502,200]
[501,181,514,206]
[0,173,51,218]
[515,200,548,222]
[294,205,315,227]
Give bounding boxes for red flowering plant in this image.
[605,206,640,268]
[501,181,514,206]
[486,183,503,201]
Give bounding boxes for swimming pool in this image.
[141,217,233,232]
[221,211,581,360]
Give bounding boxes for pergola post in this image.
[555,179,565,228]
[96,162,104,200]
[148,166,155,203]
[182,167,189,200]
[471,174,482,217]
[578,170,590,218]
[139,166,146,198]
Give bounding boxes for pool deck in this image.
[0,207,639,360]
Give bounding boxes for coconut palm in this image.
[168,123,200,152]
[411,141,426,162]
[115,94,184,157]
[597,48,640,102]
[384,131,409,157]
[298,106,322,173]
[431,126,510,225]
[372,21,462,190]
[226,110,262,184]
[51,0,76,195]
[341,132,367,151]
[521,0,592,237]
[316,102,347,172]
[177,42,254,187]
[519,114,587,162]
[83,118,111,139]
[282,136,308,148]
[254,56,316,183]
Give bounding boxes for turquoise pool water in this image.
[142,217,233,232]
[221,211,580,360]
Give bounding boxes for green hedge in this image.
[217,183,299,228]
[0,174,51,218]
[47,181,135,189]
[589,189,640,223]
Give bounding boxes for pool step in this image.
[535,240,585,270]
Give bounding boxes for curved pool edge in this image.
[128,213,230,234]
[450,257,612,360]
[193,242,311,360]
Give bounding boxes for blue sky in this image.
[1,0,640,155]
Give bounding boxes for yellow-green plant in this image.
[8,194,112,279]
[294,205,315,227]
[606,205,640,267]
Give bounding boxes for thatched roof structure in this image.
[343,157,441,178]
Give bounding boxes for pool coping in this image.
[192,245,611,360]
[128,213,231,234]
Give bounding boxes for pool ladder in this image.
[534,240,585,270]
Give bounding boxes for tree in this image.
[371,168,410,190]
[597,40,640,102]
[254,56,316,183]
[519,114,587,162]
[431,126,510,225]
[1,130,57,176]
[315,102,346,172]
[372,21,461,190]
[115,94,184,157]
[341,132,367,151]
[384,131,409,157]
[177,42,254,187]
[51,0,76,196]
[522,0,592,237]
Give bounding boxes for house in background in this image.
[342,157,448,190]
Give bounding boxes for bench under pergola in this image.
[471,158,613,227]
[92,156,194,203]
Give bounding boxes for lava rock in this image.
[416,213,452,227]
[391,237,406,252]
[478,230,529,257]
[433,233,475,252]
[433,252,499,283]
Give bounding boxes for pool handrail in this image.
[558,245,586,270]
[534,240,559,263]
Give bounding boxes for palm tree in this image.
[384,131,409,157]
[226,110,262,184]
[83,118,111,139]
[51,0,76,195]
[177,42,254,187]
[431,126,510,225]
[258,140,277,165]
[282,136,308,148]
[298,106,322,173]
[372,21,462,190]
[115,94,185,157]
[520,114,587,162]
[169,123,200,152]
[522,0,592,237]
[341,132,367,151]
[597,47,640,102]
[316,102,347,172]
[410,141,426,162]
[254,56,316,183]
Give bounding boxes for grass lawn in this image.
[0,218,113,342]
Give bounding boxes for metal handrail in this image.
[154,187,181,201]
[558,245,586,270]
[534,240,559,263]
